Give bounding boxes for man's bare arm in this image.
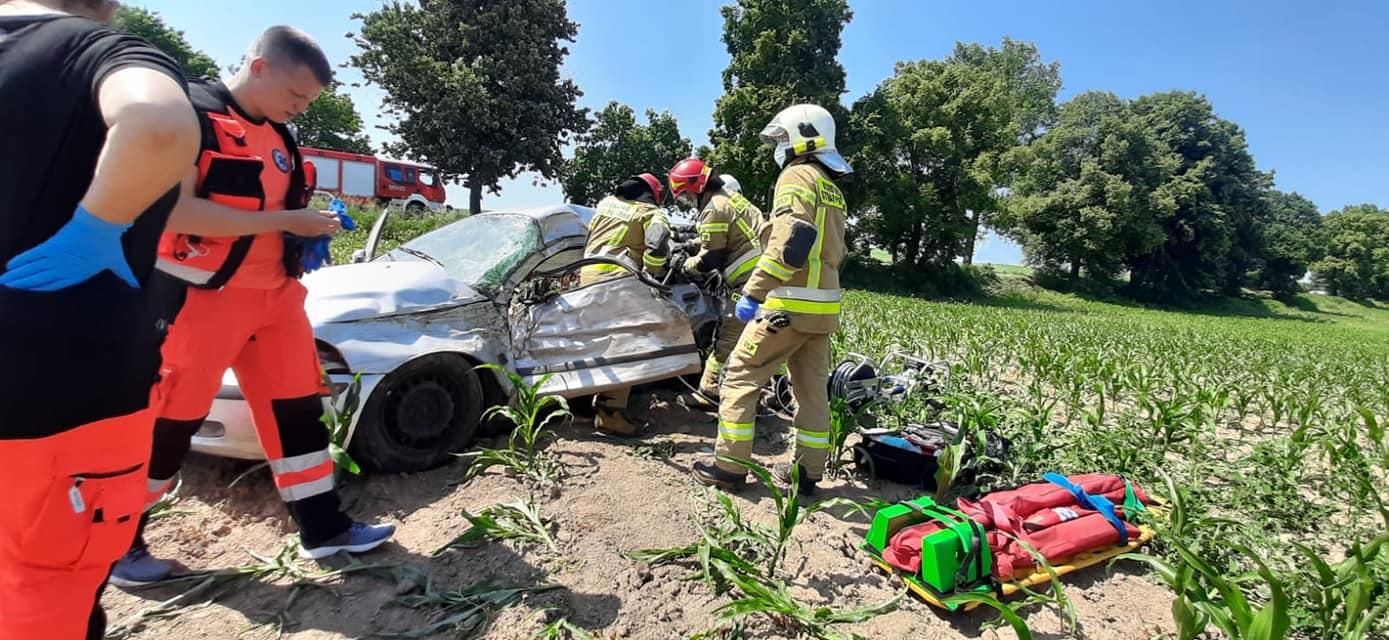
[164,167,343,237]
[83,67,199,223]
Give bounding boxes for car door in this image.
[509,266,703,398]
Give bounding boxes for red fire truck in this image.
[300,146,448,213]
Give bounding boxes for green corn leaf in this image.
[1290,542,1335,587]
[1348,599,1389,640]
[1112,552,1179,588]
[939,592,1032,640]
[1172,595,1204,640]
[1191,600,1240,640]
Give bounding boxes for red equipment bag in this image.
[884,473,1152,580]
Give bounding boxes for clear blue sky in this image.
[130,0,1388,266]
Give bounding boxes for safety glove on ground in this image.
[0,204,137,291]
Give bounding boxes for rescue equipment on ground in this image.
[861,473,1157,611]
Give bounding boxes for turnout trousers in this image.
[698,293,788,397]
[714,311,834,479]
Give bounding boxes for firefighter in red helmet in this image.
[580,173,672,436]
[665,159,766,411]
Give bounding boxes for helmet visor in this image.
[759,123,789,147]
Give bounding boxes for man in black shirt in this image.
[0,1,198,638]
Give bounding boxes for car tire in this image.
[350,354,483,473]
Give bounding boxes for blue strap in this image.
[1043,473,1128,544]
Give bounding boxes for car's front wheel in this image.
[350,354,483,473]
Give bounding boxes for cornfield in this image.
[835,287,1389,638]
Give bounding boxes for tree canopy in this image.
[706,0,853,204]
[999,91,1171,281]
[559,102,692,207]
[1313,204,1389,299]
[291,82,374,155]
[849,39,1061,267]
[351,0,587,213]
[111,6,219,78]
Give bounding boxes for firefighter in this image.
[692,104,851,495]
[665,160,765,410]
[580,174,672,436]
[0,1,200,637]
[108,26,395,587]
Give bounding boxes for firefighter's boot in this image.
[677,388,719,412]
[595,408,644,438]
[692,460,747,491]
[773,462,820,496]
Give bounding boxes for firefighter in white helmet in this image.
[692,104,851,495]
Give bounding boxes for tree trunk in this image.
[469,182,482,215]
[904,218,922,268]
[962,209,977,265]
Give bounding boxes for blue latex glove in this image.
[0,204,138,291]
[298,200,356,274]
[735,295,761,322]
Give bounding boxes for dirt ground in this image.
[102,388,1176,640]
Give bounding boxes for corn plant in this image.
[1289,534,1389,640]
[696,557,905,640]
[532,617,598,640]
[383,583,561,639]
[462,364,570,487]
[321,372,364,476]
[434,496,558,556]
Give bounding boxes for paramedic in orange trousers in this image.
[0,1,200,637]
[108,26,395,587]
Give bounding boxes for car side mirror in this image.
[351,249,367,264]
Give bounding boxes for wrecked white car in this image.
[192,205,719,472]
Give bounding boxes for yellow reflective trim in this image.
[816,176,846,209]
[757,255,794,281]
[776,184,816,206]
[735,218,758,248]
[729,193,751,213]
[582,264,624,275]
[610,225,630,246]
[809,206,825,289]
[792,137,828,155]
[763,297,841,315]
[727,253,759,282]
[719,421,755,442]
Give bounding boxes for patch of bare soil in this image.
[102,388,1176,640]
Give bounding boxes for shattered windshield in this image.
[379,213,541,291]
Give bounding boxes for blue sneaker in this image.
[298,522,396,560]
[108,543,174,588]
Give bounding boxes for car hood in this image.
[303,261,487,324]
